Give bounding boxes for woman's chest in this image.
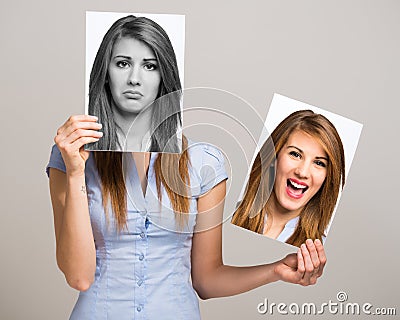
[84,156,199,247]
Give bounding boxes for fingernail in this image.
[91,115,98,120]
[315,239,321,245]
[301,244,306,250]
[306,239,313,246]
[98,131,103,136]
[97,123,103,128]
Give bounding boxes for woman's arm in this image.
[191,181,326,299]
[49,115,102,291]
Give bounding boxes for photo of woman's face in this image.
[107,37,161,115]
[272,130,328,215]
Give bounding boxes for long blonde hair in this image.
[231,110,345,246]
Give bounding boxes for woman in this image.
[86,15,182,152]
[232,110,345,247]
[48,17,326,319]
[48,115,326,319]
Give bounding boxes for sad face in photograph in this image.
[108,37,161,116]
[87,16,182,152]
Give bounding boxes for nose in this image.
[128,65,141,85]
[295,161,311,179]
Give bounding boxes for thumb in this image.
[281,253,298,268]
[80,147,90,162]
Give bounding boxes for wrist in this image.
[66,171,86,183]
[66,173,88,198]
[269,262,282,283]
[66,166,86,179]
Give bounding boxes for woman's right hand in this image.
[54,115,103,177]
[273,239,326,286]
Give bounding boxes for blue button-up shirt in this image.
[47,142,228,320]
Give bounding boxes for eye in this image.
[289,150,301,159]
[116,60,130,68]
[314,160,327,168]
[143,63,157,71]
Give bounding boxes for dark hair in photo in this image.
[232,110,345,247]
[87,15,182,152]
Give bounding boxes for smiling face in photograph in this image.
[272,130,328,216]
[108,37,161,115]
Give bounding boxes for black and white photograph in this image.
[85,11,185,152]
[231,94,363,247]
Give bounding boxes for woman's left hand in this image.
[273,239,326,286]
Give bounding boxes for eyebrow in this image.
[113,55,157,62]
[287,146,328,161]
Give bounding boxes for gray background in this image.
[1,0,399,319]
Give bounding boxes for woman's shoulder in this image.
[46,144,66,177]
[186,139,225,166]
[186,139,228,195]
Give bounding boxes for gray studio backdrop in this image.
[1,0,399,319]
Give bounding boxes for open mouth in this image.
[286,178,308,195]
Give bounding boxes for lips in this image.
[123,90,143,99]
[286,178,309,199]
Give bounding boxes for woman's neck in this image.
[263,192,301,238]
[113,104,153,150]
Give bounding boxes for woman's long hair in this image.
[231,110,345,247]
[94,136,191,232]
[89,15,188,231]
[88,15,182,152]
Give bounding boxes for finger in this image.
[300,243,314,285]
[58,115,98,134]
[57,115,99,136]
[306,239,320,270]
[314,239,327,277]
[288,249,305,284]
[61,131,103,154]
[283,253,298,269]
[59,119,102,138]
[306,240,321,285]
[69,136,101,152]
[79,146,90,160]
[309,274,318,286]
[65,129,103,144]
[56,128,102,153]
[68,114,98,124]
[297,247,305,275]
[55,122,102,146]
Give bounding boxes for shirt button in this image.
[137,306,142,312]
[139,232,145,239]
[137,279,143,286]
[139,254,144,261]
